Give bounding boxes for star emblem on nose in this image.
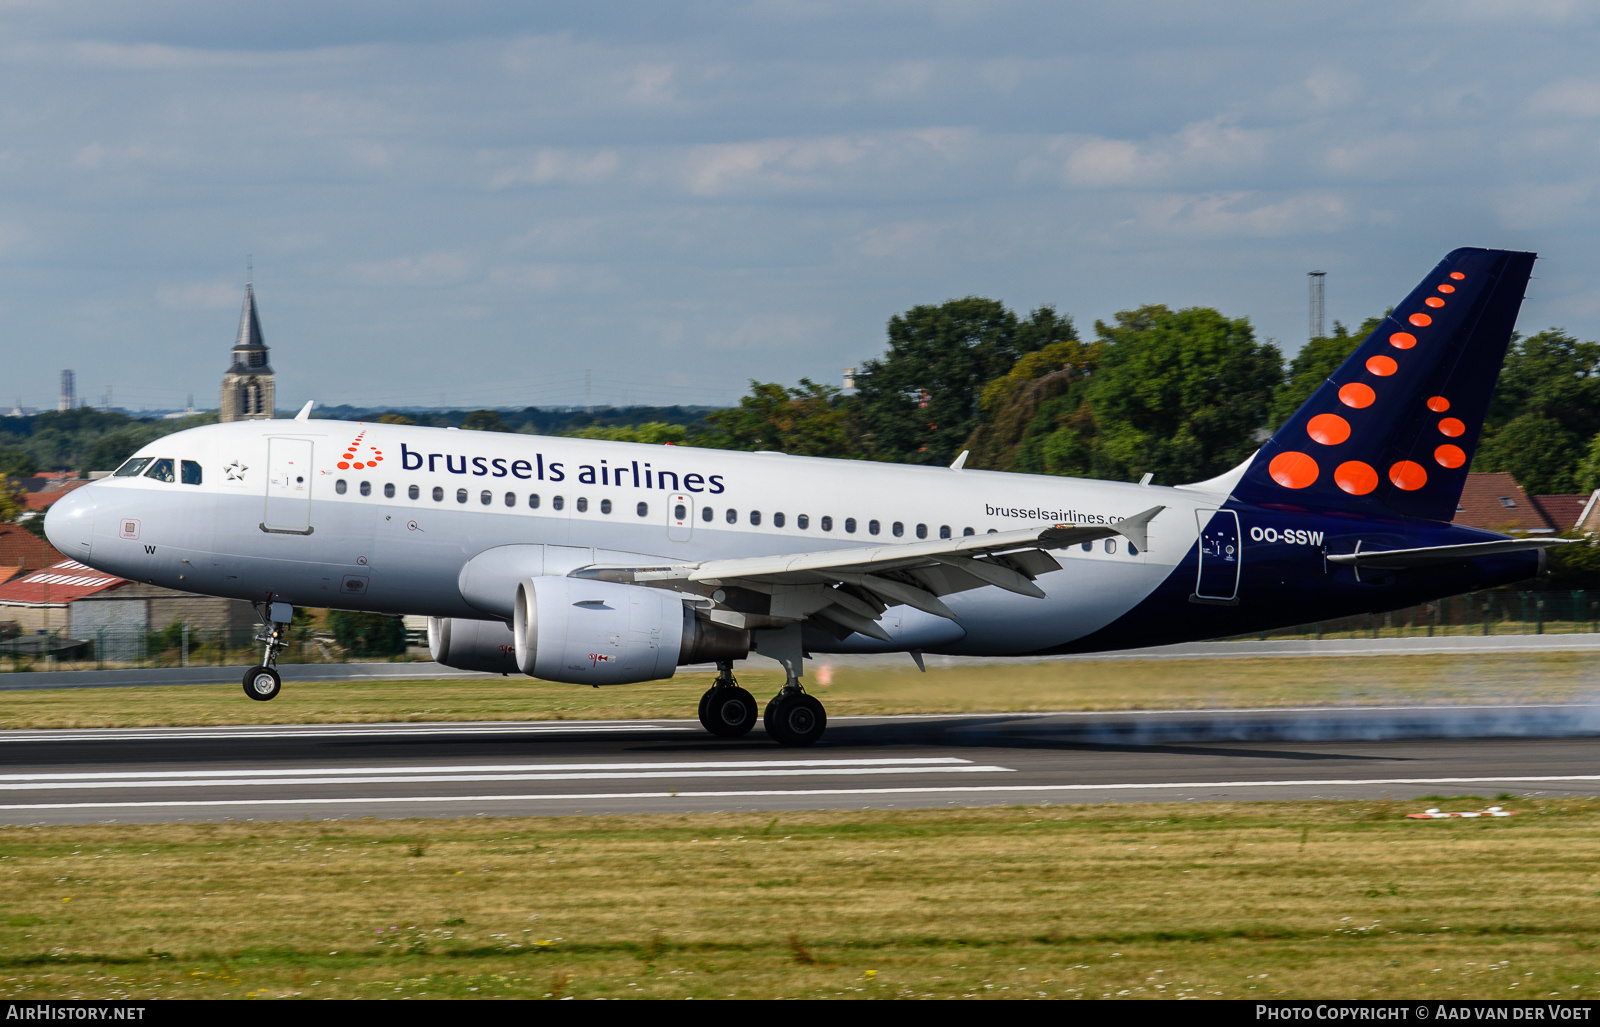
[225,460,247,481]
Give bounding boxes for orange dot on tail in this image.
[1390,332,1417,349]
[1307,413,1351,446]
[1437,284,1455,294]
[1450,271,1465,280]
[1425,296,1445,308]
[337,461,349,469]
[1434,444,1466,469]
[1427,396,1450,412]
[353,462,364,469]
[1389,461,1427,491]
[1366,355,1398,376]
[1438,417,1465,437]
[1409,312,1433,327]
[1269,451,1319,489]
[1334,461,1378,495]
[373,456,383,462]
[1339,382,1376,409]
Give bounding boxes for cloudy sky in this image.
[3,0,1599,412]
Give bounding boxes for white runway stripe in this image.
[0,723,693,743]
[5,773,1600,812]
[0,757,971,783]
[0,765,1010,792]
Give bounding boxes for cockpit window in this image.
[143,459,176,483]
[180,460,202,485]
[113,457,152,477]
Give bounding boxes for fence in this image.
[0,625,423,673]
[1228,590,1600,641]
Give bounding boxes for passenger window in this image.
[725,508,736,524]
[750,510,761,526]
[601,499,612,514]
[892,522,904,537]
[774,512,786,528]
[360,481,372,497]
[529,494,540,508]
[637,502,649,517]
[576,497,588,512]
[504,492,515,507]
[553,496,564,510]
[456,488,468,503]
[1080,541,1092,552]
[674,503,686,520]
[384,483,396,498]
[844,518,856,533]
[939,525,950,539]
[113,457,152,477]
[144,459,175,483]
[180,460,202,485]
[916,524,928,539]
[432,486,444,502]
[335,479,348,495]
[479,490,491,505]
[869,519,880,535]
[798,514,810,529]
[701,506,713,522]
[963,527,974,536]
[408,484,419,500]
[820,516,833,531]
[1104,539,1117,554]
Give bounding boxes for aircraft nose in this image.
[44,484,97,559]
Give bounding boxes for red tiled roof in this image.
[1531,494,1590,533]
[0,522,65,573]
[0,558,126,607]
[1451,472,1554,533]
[0,567,19,586]
[22,480,89,511]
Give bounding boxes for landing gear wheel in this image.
[764,691,826,746]
[242,666,281,702]
[699,686,758,738]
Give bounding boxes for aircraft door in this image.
[263,437,314,534]
[1194,508,1240,601]
[666,493,692,542]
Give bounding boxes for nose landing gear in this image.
[242,601,293,702]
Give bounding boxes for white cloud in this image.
[1495,180,1596,230]
[350,252,475,287]
[851,220,946,259]
[488,262,618,294]
[157,282,240,310]
[1061,117,1269,189]
[490,148,620,189]
[1128,191,1352,239]
[702,312,831,351]
[1528,79,1600,118]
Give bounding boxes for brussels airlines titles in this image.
[399,442,726,493]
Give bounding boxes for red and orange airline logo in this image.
[1267,269,1468,496]
[336,430,385,471]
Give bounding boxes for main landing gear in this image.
[696,626,828,746]
[242,601,294,702]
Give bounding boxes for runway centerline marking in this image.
[6,774,1600,812]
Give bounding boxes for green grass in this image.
[2,651,1598,730]
[1,801,1598,999]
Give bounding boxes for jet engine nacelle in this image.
[427,616,519,674]
[513,576,748,685]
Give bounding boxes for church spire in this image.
[228,283,271,375]
[219,274,276,422]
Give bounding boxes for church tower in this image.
[218,282,275,422]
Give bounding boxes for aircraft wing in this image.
[573,505,1164,641]
[1325,537,1572,571]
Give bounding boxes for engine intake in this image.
[513,576,748,685]
[428,616,518,674]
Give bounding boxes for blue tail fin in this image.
[1235,247,1536,521]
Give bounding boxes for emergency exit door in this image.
[1194,509,1240,601]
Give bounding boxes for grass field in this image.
[1,800,1598,1000]
[2,651,1598,730]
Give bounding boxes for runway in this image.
[4,705,1600,824]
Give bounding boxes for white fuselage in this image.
[48,418,1231,656]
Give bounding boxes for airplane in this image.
[44,247,1562,746]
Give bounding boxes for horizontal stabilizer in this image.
[1326,538,1571,571]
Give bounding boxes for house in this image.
[1452,472,1554,534]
